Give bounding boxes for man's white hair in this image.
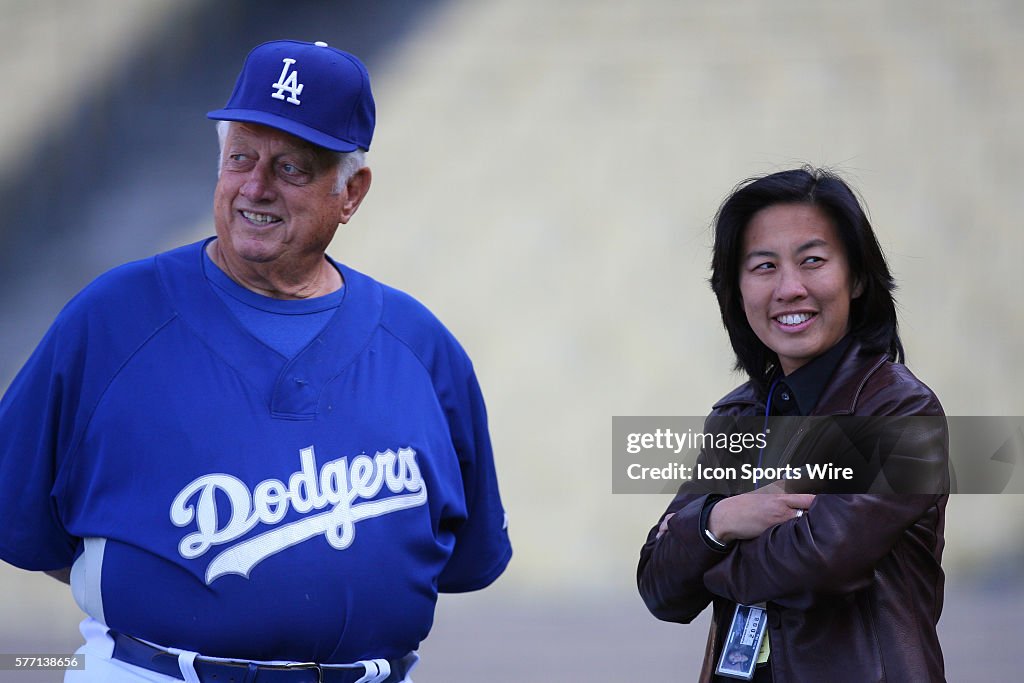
[215,120,366,193]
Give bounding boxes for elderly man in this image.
[0,40,511,683]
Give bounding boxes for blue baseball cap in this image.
[208,40,375,152]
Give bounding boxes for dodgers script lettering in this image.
[170,446,427,584]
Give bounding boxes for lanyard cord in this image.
[754,378,780,490]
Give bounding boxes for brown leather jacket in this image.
[637,342,947,682]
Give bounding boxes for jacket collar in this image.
[713,339,889,415]
[811,339,888,415]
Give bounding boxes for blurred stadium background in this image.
[1,1,1022,681]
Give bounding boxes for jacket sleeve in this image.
[702,493,943,609]
[637,492,729,622]
[636,413,749,623]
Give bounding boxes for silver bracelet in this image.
[704,526,730,550]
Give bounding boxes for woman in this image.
[637,167,947,682]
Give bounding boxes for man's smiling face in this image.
[213,122,346,268]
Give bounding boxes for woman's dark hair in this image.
[710,166,903,386]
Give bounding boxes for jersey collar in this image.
[155,239,382,419]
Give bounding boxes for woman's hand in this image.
[708,483,815,543]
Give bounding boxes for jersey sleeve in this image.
[0,257,175,571]
[377,284,512,592]
[434,354,512,592]
[0,308,86,569]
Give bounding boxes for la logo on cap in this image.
[271,58,303,105]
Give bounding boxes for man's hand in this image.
[708,484,814,543]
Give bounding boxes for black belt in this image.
[110,631,409,683]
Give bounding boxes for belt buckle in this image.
[284,661,323,683]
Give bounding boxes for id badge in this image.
[715,603,768,680]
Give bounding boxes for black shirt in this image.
[769,334,853,417]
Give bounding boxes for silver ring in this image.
[795,509,805,518]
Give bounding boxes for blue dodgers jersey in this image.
[0,240,511,663]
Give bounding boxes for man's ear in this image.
[339,166,372,224]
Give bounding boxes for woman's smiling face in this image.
[739,203,863,376]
